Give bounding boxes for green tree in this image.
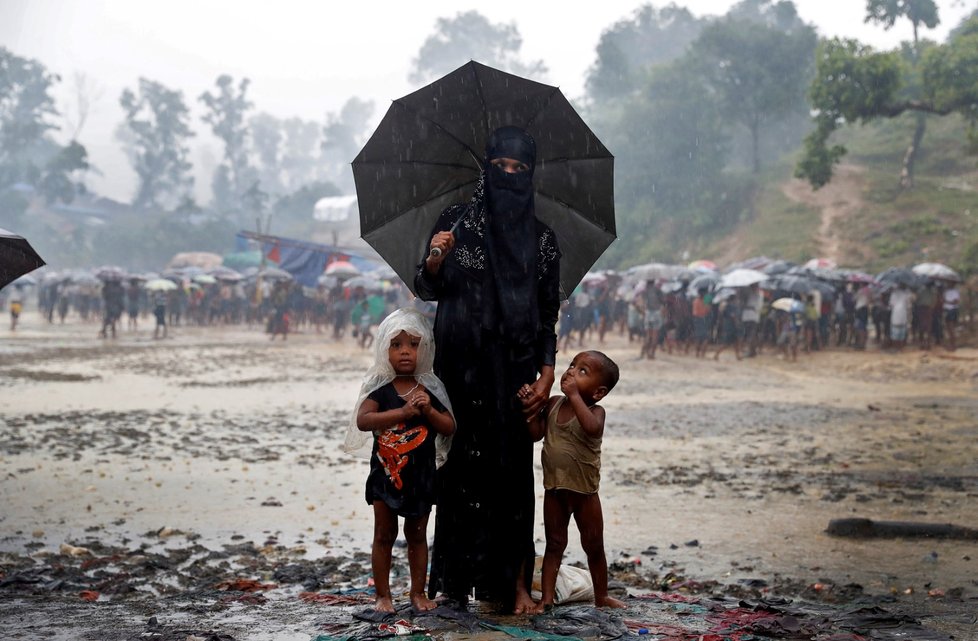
[410,11,546,84]
[866,0,939,43]
[792,27,978,189]
[691,13,817,173]
[200,74,254,215]
[117,78,195,210]
[920,15,978,152]
[796,1,950,189]
[867,0,940,188]
[585,4,704,103]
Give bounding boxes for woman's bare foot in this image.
[530,599,554,614]
[411,592,437,611]
[375,595,395,612]
[513,590,537,614]
[595,595,627,608]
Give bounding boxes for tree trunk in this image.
[899,113,926,189]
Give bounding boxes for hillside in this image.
[707,113,978,274]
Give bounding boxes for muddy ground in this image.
[1,313,977,640]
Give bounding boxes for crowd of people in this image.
[2,260,968,360]
[562,272,966,361]
[2,271,421,342]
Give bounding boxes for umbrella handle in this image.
[428,210,468,260]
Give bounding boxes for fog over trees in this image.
[2,0,976,269]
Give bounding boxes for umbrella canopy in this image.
[719,268,768,288]
[353,60,615,297]
[145,278,178,292]
[209,266,244,282]
[255,266,294,282]
[317,274,339,288]
[96,265,127,282]
[804,257,837,270]
[192,274,218,285]
[687,259,717,272]
[628,262,685,282]
[344,275,383,292]
[876,267,924,289]
[0,228,46,290]
[324,260,360,279]
[764,274,835,300]
[772,297,804,313]
[912,262,961,282]
[688,273,720,293]
[762,274,815,295]
[841,269,877,284]
[762,260,796,276]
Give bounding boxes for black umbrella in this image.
[763,274,833,299]
[876,267,925,289]
[762,259,796,276]
[0,227,46,290]
[353,60,616,297]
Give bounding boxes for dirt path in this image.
[782,164,866,265]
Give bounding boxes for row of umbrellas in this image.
[3,62,969,303]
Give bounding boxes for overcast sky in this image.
[2,0,974,203]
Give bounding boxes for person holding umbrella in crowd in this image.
[356,63,615,614]
[416,127,560,613]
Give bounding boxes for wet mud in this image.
[1,316,977,639]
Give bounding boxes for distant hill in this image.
[706,112,978,276]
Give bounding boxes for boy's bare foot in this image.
[374,595,395,613]
[410,592,437,611]
[513,590,537,614]
[595,595,627,608]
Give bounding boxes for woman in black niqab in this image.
[416,126,561,613]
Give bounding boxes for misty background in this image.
[1,0,976,271]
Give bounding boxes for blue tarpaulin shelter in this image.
[236,231,380,288]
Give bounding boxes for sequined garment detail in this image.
[451,173,557,279]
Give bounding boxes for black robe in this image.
[415,200,560,607]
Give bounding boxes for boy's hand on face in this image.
[560,372,579,398]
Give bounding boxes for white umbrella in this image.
[772,297,804,313]
[720,268,768,288]
[627,262,685,282]
[145,278,178,292]
[256,266,293,281]
[912,262,960,282]
[192,274,218,285]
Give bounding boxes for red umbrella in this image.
[324,260,360,279]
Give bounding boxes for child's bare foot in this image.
[595,595,627,608]
[410,592,437,611]
[374,595,395,612]
[513,590,537,614]
[530,599,554,614]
